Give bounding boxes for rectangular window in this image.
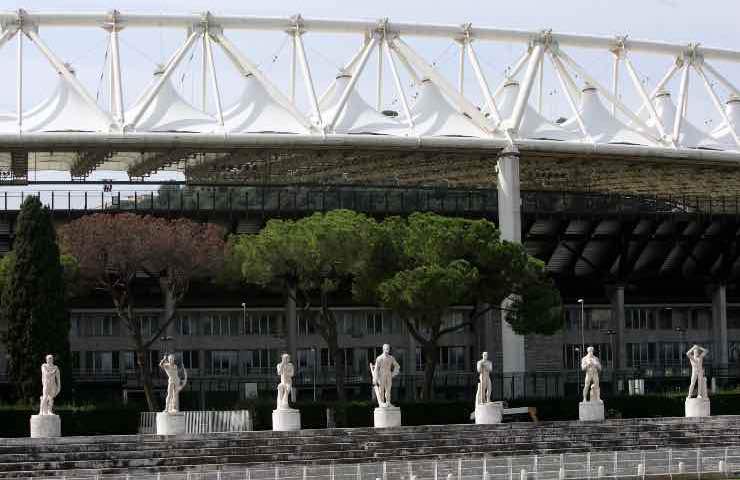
[206,350,239,375]
[242,349,278,371]
[296,348,315,369]
[137,315,158,337]
[563,344,613,369]
[177,315,196,336]
[366,312,383,335]
[244,313,280,335]
[298,315,315,336]
[71,351,80,370]
[177,350,199,369]
[123,351,136,371]
[728,308,740,329]
[659,309,673,330]
[438,346,466,371]
[203,314,236,336]
[625,309,656,330]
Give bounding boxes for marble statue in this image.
[39,354,61,416]
[160,354,187,414]
[686,345,709,398]
[276,353,296,409]
[581,346,602,402]
[369,344,401,408]
[475,352,493,404]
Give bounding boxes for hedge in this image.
[2,393,740,437]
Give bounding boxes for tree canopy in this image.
[233,209,377,402]
[58,213,225,410]
[1,196,71,402]
[364,212,562,398]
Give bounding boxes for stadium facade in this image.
[0,11,740,401]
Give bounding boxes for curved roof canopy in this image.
[224,74,307,134]
[320,74,406,135]
[498,81,578,141]
[125,70,219,133]
[411,79,491,137]
[562,86,652,145]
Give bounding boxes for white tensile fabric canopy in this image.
[125,71,219,133]
[709,97,740,149]
[410,78,491,137]
[223,74,307,134]
[320,74,406,135]
[497,81,579,141]
[562,86,653,145]
[0,74,111,133]
[647,91,720,149]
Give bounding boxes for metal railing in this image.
[137,410,252,435]
[0,188,739,216]
[26,446,740,479]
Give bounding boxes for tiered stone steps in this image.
[0,416,738,478]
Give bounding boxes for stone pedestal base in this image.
[475,402,503,424]
[579,400,605,421]
[30,414,60,438]
[685,397,710,417]
[156,412,185,435]
[272,408,301,431]
[374,406,401,428]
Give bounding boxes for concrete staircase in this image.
[1,416,739,478]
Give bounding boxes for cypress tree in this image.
[1,196,71,402]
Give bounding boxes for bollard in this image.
[520,468,527,480]
[678,462,685,474]
[597,466,605,478]
[637,464,645,477]
[719,460,726,473]
[558,467,565,480]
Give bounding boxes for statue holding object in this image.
[160,354,187,414]
[369,344,400,408]
[39,355,61,416]
[581,346,602,403]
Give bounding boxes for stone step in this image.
[1,416,738,478]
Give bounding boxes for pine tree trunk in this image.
[136,345,157,411]
[421,342,438,400]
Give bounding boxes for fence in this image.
[138,410,252,435]
[26,446,740,480]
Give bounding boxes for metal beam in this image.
[466,41,503,124]
[555,47,660,144]
[384,37,414,131]
[695,64,740,148]
[3,11,740,62]
[673,64,690,142]
[509,43,543,133]
[126,29,200,128]
[204,32,224,127]
[214,30,313,131]
[549,51,590,141]
[623,53,674,146]
[24,27,116,130]
[294,31,323,128]
[326,34,378,132]
[390,36,493,134]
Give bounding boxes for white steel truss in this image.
[0,9,739,176]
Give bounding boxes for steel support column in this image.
[497,145,524,395]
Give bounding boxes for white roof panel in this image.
[0,76,111,133]
[224,74,307,134]
[126,72,219,133]
[562,86,652,145]
[320,75,406,135]
[647,91,721,149]
[498,81,578,141]
[411,79,488,138]
[709,97,740,150]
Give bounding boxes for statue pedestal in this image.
[579,400,605,422]
[685,397,710,417]
[475,402,503,424]
[374,406,401,428]
[30,414,60,438]
[272,408,301,431]
[156,412,186,435]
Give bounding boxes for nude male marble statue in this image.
[39,355,60,416]
[476,352,493,404]
[369,344,400,408]
[159,354,187,414]
[686,345,709,398]
[276,353,296,409]
[581,346,602,402]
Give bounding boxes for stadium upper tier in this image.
[0,10,740,177]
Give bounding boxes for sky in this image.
[0,0,738,194]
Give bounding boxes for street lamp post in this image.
[311,346,317,401]
[241,302,247,331]
[605,329,617,392]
